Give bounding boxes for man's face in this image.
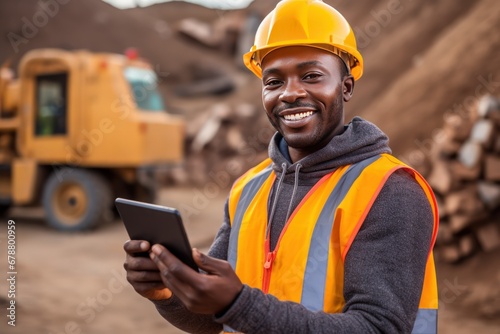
[261,46,353,161]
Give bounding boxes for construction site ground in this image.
[1,185,499,334]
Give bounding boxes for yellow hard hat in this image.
[243,0,363,80]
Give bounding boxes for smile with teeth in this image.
[283,111,314,121]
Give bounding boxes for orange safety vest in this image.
[224,154,438,333]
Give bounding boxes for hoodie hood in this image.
[269,117,392,183]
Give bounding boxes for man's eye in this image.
[303,73,321,80]
[265,80,282,87]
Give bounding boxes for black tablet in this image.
[115,198,198,271]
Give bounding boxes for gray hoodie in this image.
[153,117,434,334]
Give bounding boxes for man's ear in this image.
[342,75,355,102]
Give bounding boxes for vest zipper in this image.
[262,163,287,294]
[262,163,302,294]
[262,247,276,293]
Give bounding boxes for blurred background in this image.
[0,0,500,333]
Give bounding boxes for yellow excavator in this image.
[0,48,184,231]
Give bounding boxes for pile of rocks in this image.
[411,95,500,263]
[168,102,273,187]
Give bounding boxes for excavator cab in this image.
[0,49,184,231]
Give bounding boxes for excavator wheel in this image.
[42,168,112,231]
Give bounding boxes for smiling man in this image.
[123,1,439,333]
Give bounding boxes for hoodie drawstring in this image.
[262,162,303,291]
[267,163,303,239]
[266,162,287,237]
[285,163,302,224]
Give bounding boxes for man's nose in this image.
[279,79,307,103]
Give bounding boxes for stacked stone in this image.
[411,95,500,263]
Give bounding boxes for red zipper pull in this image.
[264,251,276,269]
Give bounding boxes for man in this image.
[123,1,439,333]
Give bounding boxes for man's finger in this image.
[124,240,151,254]
[150,244,200,284]
[125,254,159,271]
[149,249,196,301]
[192,248,228,275]
[150,244,186,276]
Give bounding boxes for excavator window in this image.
[35,73,68,136]
[124,67,165,112]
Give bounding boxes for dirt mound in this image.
[0,0,238,86]
[360,0,500,156]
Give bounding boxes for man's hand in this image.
[123,240,173,300]
[150,244,243,315]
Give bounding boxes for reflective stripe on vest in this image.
[228,163,274,271]
[413,308,438,333]
[225,154,438,334]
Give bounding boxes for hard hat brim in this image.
[243,42,363,81]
